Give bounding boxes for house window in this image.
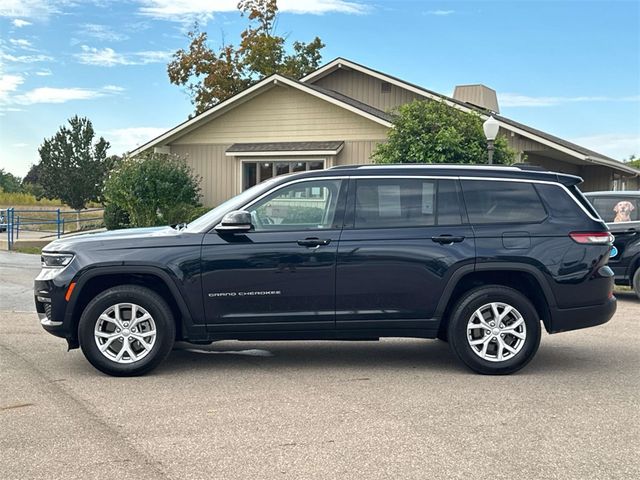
[242,160,325,190]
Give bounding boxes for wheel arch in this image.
[65,266,198,347]
[436,264,556,335]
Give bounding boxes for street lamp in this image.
[483,116,500,164]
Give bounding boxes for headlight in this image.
[41,253,74,269]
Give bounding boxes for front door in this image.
[201,178,346,332]
[336,177,475,331]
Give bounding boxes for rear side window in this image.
[354,178,462,228]
[590,196,639,223]
[461,180,547,224]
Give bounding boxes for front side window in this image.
[243,160,325,190]
[247,179,342,231]
[354,179,462,228]
[461,180,547,224]
[591,197,639,223]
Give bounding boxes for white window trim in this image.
[236,157,328,194]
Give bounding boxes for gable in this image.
[171,84,389,145]
[312,68,424,113]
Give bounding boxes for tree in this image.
[0,169,22,193]
[103,153,202,228]
[168,0,325,114]
[625,154,640,169]
[38,116,110,210]
[373,100,515,165]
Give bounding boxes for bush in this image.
[373,100,515,165]
[103,153,202,228]
[103,203,130,230]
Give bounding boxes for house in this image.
[130,58,640,206]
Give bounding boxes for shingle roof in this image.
[301,82,393,123]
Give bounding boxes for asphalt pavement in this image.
[1,250,638,479]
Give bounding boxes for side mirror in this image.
[215,210,252,233]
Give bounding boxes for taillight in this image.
[569,232,614,245]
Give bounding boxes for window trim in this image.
[347,177,467,230]
[200,175,600,233]
[589,195,640,224]
[459,178,550,226]
[239,158,327,192]
[240,177,348,233]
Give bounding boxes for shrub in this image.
[103,153,202,228]
[373,100,515,165]
[103,203,130,230]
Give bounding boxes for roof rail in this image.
[512,163,548,172]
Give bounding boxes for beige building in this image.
[131,58,640,207]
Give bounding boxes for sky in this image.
[0,0,639,177]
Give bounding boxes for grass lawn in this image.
[12,246,43,255]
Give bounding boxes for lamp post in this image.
[483,116,500,164]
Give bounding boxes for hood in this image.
[43,226,177,252]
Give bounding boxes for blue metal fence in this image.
[1,207,104,250]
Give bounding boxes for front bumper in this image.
[548,296,617,334]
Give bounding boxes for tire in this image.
[633,268,640,300]
[78,285,175,376]
[447,286,541,375]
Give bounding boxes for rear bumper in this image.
[548,296,617,334]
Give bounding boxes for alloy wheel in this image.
[94,303,157,364]
[466,302,527,362]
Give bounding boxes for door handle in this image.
[431,235,465,244]
[297,238,331,248]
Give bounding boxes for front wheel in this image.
[78,285,175,376]
[447,286,541,375]
[633,268,640,300]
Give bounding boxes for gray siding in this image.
[314,69,422,113]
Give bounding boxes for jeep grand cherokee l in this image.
[35,164,616,376]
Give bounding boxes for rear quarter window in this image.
[461,180,547,224]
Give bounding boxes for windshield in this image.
[185,177,281,232]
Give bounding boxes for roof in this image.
[302,58,640,177]
[128,74,391,157]
[301,163,583,186]
[226,141,344,156]
[584,191,640,197]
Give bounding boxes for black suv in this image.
[585,191,640,298]
[35,165,616,376]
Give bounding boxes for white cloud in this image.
[4,84,124,106]
[80,23,129,42]
[500,92,640,107]
[103,84,125,92]
[425,10,455,16]
[1,52,53,63]
[35,68,52,76]
[137,0,367,22]
[74,45,172,67]
[12,142,29,147]
[9,38,33,49]
[0,0,63,19]
[571,133,640,161]
[12,19,33,27]
[0,73,24,102]
[14,86,103,104]
[104,126,170,154]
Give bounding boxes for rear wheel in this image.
[78,285,175,376]
[633,268,640,300]
[448,286,541,375]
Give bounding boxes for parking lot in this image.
[1,250,639,480]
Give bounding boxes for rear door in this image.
[335,176,474,332]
